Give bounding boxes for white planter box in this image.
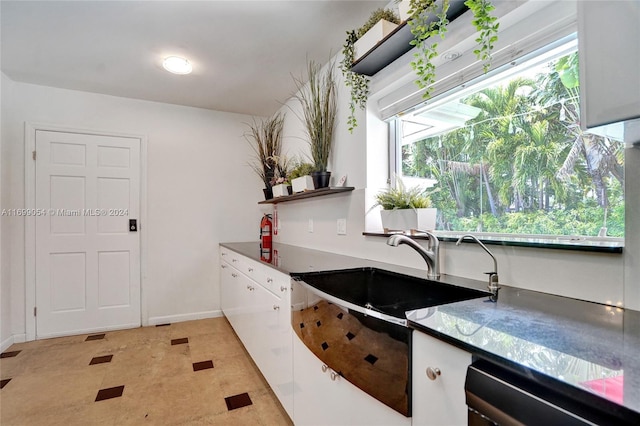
[398,0,411,22]
[272,183,289,198]
[354,19,399,61]
[292,176,314,193]
[380,208,437,232]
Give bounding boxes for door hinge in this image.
[32,150,37,160]
[34,306,37,316]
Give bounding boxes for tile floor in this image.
[0,317,293,425]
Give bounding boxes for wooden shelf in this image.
[350,1,469,77]
[258,187,355,204]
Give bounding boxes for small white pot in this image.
[292,176,314,193]
[354,19,399,61]
[272,183,289,198]
[380,208,437,232]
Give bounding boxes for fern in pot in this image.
[374,177,439,233]
[291,60,337,189]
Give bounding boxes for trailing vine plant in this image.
[407,0,499,98]
[407,0,450,99]
[464,0,500,73]
[340,8,399,133]
[340,30,369,133]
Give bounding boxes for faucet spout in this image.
[387,231,440,279]
[456,234,500,301]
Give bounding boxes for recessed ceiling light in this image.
[162,56,192,75]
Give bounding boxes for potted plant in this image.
[288,161,315,193]
[270,155,292,197]
[373,177,439,232]
[291,60,337,189]
[340,8,400,133]
[245,113,285,200]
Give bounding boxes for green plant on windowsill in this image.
[373,177,439,210]
[340,8,400,133]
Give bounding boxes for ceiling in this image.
[0,0,388,117]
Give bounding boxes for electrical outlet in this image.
[308,218,314,233]
[337,218,347,235]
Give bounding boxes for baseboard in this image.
[0,333,25,352]
[36,323,140,340]
[147,310,222,326]
[1,335,14,352]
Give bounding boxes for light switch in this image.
[337,218,347,235]
[308,218,314,233]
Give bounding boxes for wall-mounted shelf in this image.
[350,1,469,77]
[258,187,355,205]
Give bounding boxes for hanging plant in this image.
[464,0,500,73]
[407,0,499,98]
[340,8,399,133]
[407,0,450,99]
[340,30,369,133]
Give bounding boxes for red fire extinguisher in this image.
[260,214,272,262]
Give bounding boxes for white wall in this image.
[1,73,264,340]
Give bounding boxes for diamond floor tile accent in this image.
[89,355,113,365]
[0,350,21,358]
[95,385,124,401]
[0,378,11,389]
[192,360,214,371]
[155,323,171,327]
[85,334,105,341]
[171,337,189,345]
[225,392,252,410]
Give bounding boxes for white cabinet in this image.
[412,332,471,426]
[292,335,411,426]
[219,247,293,418]
[578,0,640,129]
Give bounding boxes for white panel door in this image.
[35,130,141,338]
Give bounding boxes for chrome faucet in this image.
[456,234,500,301]
[387,231,440,279]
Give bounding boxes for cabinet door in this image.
[412,332,471,426]
[292,335,411,426]
[220,261,241,330]
[578,0,640,128]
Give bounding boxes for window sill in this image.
[362,231,623,254]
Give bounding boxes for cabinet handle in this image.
[232,259,238,263]
[248,267,253,272]
[426,367,441,381]
[221,264,227,269]
[266,277,273,283]
[321,364,328,373]
[231,273,237,278]
[330,371,339,381]
[273,305,280,310]
[246,285,255,291]
[221,253,227,256]
[280,285,288,292]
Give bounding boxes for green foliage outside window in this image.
[400,51,625,237]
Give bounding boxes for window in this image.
[392,40,625,239]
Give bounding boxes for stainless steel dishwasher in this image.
[465,358,639,425]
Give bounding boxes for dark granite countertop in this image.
[220,241,640,418]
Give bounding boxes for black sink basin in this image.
[291,267,489,318]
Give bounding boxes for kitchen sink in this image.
[291,267,489,319]
[290,267,488,417]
